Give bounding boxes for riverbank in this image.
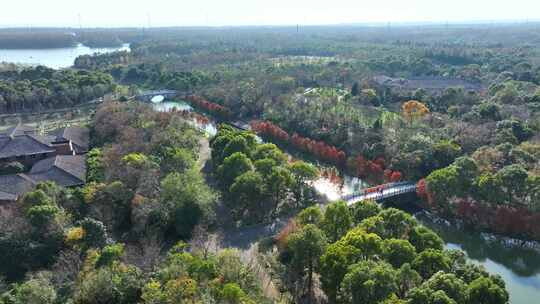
[150,98,540,304]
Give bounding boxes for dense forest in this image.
[0,29,138,49]
[67,24,540,241]
[0,65,115,112]
[5,24,540,303]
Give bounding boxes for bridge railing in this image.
[343,182,417,202]
[341,182,416,201]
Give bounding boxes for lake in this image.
[0,43,130,69]
[155,98,540,304]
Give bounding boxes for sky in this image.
[2,0,540,27]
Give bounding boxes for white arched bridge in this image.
[135,89,179,102]
[343,181,418,206]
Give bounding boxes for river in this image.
[0,43,130,69]
[152,99,540,304]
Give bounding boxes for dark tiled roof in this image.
[0,135,55,158]
[0,124,36,137]
[50,127,90,153]
[0,174,36,199]
[0,190,17,201]
[29,155,86,187]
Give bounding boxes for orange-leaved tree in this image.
[401,100,430,124]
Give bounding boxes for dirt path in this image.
[198,137,211,169]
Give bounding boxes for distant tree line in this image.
[0,65,114,112]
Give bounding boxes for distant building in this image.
[373,75,483,94]
[0,124,89,203]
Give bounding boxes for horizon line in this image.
[0,18,540,30]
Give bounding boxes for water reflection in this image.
[312,173,368,201]
[0,43,130,69]
[418,214,540,304]
[152,100,217,136]
[419,216,540,277]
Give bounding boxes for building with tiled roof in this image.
[0,124,90,203]
[0,155,86,203]
[48,126,90,154]
[0,174,36,202]
[29,155,86,187]
[0,124,89,167]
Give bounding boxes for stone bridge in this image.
[135,89,180,102]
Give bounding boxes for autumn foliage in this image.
[354,155,403,183]
[250,120,289,142]
[401,100,430,123]
[275,219,299,251]
[185,95,231,119]
[455,199,540,239]
[290,133,346,165]
[251,120,346,166]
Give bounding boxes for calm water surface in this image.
[155,98,540,304]
[153,100,217,136]
[420,218,540,304]
[0,43,130,69]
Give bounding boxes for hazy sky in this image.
[2,0,540,27]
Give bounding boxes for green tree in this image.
[141,280,165,304]
[341,260,398,304]
[340,227,383,260]
[407,288,456,304]
[2,273,57,304]
[221,283,246,304]
[86,148,105,182]
[21,189,52,210]
[378,208,416,239]
[319,242,356,303]
[467,277,509,304]
[432,140,462,169]
[252,143,287,164]
[161,147,196,174]
[287,224,327,303]
[218,152,253,188]
[350,199,381,224]
[80,218,108,249]
[422,272,467,304]
[26,205,59,229]
[396,263,422,298]
[164,277,198,304]
[297,206,323,226]
[96,244,125,268]
[161,170,216,239]
[412,249,451,279]
[73,263,143,304]
[496,164,528,204]
[229,171,267,216]
[425,166,460,208]
[474,173,505,204]
[409,226,444,253]
[254,158,277,177]
[383,239,417,268]
[288,161,319,206]
[267,167,294,214]
[322,201,353,242]
[222,136,251,159]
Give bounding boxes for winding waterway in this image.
[0,43,130,69]
[154,99,540,304]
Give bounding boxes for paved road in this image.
[220,215,292,249]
